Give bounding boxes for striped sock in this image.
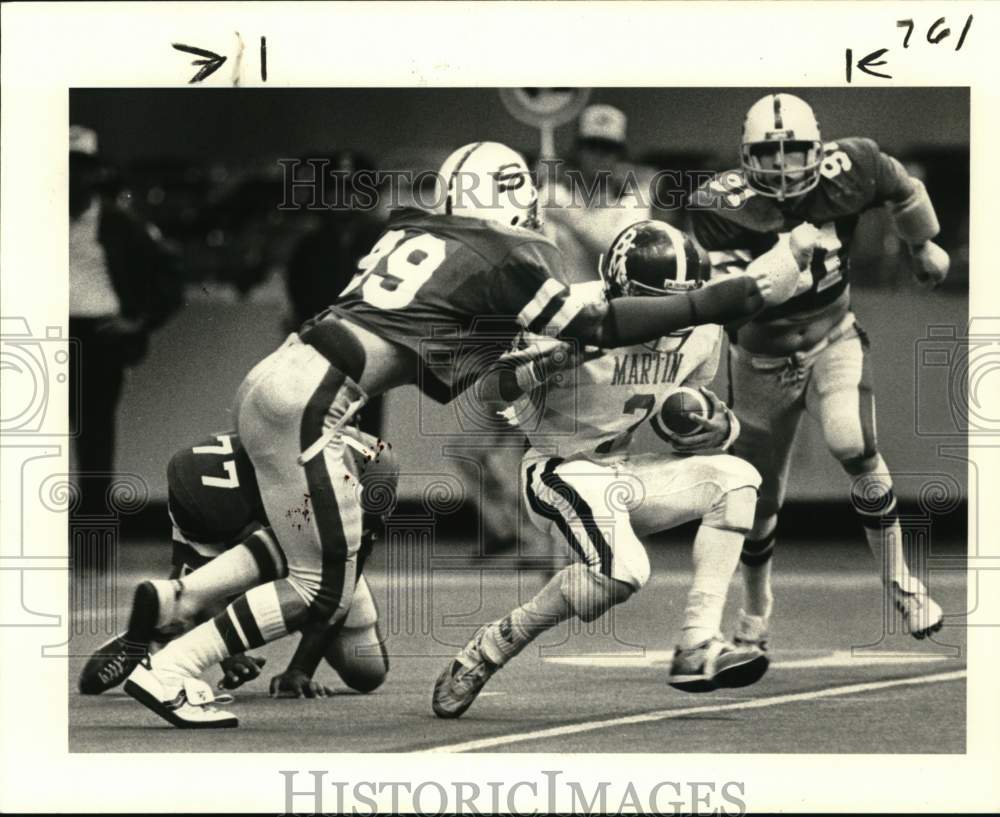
[482,570,573,665]
[739,528,776,620]
[151,582,294,684]
[852,477,912,590]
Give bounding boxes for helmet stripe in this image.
[773,94,783,129]
[445,141,484,214]
[667,226,687,283]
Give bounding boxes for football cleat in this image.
[668,635,769,693]
[432,624,500,719]
[77,580,170,694]
[78,632,145,695]
[732,609,771,652]
[890,580,944,639]
[124,661,237,729]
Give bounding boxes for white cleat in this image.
[732,609,771,652]
[124,661,237,729]
[890,580,944,639]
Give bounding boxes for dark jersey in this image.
[326,208,580,403]
[167,432,264,547]
[689,137,913,322]
[167,429,396,548]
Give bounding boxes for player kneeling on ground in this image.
[433,219,822,718]
[78,427,396,701]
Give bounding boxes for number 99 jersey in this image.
[325,208,582,404]
[689,137,914,322]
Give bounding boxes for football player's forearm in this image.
[565,276,764,349]
[286,621,336,677]
[889,176,940,247]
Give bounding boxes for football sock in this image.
[849,462,915,591]
[681,524,745,649]
[740,528,776,620]
[151,581,296,688]
[481,569,574,665]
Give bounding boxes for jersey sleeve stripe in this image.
[517,278,566,328]
[539,294,586,337]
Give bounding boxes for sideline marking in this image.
[542,649,954,669]
[420,669,966,753]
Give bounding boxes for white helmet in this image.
[435,141,540,230]
[740,93,823,200]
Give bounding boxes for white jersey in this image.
[509,284,723,458]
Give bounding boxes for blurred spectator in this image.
[284,150,386,434]
[540,104,652,282]
[69,125,184,517]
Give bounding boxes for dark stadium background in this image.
[68,87,968,534]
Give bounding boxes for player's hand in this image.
[662,388,733,453]
[908,240,950,289]
[217,654,267,690]
[789,222,820,268]
[269,667,335,699]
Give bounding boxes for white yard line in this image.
[419,669,966,753]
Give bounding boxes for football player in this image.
[688,93,950,651]
[124,140,809,728]
[78,426,395,699]
[431,219,822,718]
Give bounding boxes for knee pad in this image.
[615,540,651,590]
[325,623,388,693]
[559,563,636,623]
[825,422,873,466]
[704,485,758,534]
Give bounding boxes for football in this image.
[659,387,713,436]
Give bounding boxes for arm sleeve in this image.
[865,139,918,206]
[850,137,940,243]
[563,274,764,349]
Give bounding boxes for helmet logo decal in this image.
[495,163,526,192]
[606,225,638,293]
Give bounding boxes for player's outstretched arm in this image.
[563,231,810,350]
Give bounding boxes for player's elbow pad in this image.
[891,178,940,245]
